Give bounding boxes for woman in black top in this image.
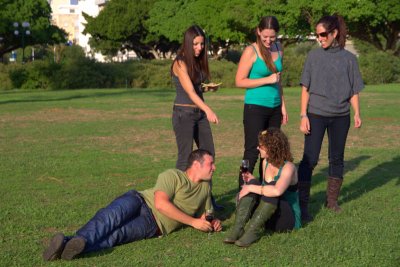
[171,25,222,209]
[298,15,364,223]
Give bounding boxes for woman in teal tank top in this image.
[224,128,301,247]
[235,16,288,190]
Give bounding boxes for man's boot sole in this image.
[61,237,86,260]
[42,233,65,261]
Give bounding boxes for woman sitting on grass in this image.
[224,128,301,247]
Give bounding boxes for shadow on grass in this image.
[0,88,171,105]
[309,155,400,218]
[213,189,237,221]
[310,155,371,188]
[80,248,114,260]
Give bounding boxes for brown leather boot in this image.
[325,176,343,212]
[298,181,313,223]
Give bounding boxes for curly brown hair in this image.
[258,128,293,167]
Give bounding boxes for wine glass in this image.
[205,209,214,235]
[240,159,249,173]
[240,159,250,184]
[205,209,214,223]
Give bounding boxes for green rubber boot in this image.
[235,201,277,247]
[223,195,257,244]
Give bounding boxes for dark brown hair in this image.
[258,128,293,167]
[256,16,280,73]
[172,25,210,83]
[316,14,347,48]
[187,149,213,169]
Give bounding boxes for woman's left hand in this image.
[354,114,362,128]
[281,104,288,125]
[238,185,251,200]
[205,109,219,124]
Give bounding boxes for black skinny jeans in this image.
[239,104,282,188]
[298,113,350,182]
[172,106,215,171]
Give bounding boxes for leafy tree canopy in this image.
[277,0,400,53]
[0,0,66,58]
[47,0,400,59]
[83,0,158,58]
[146,0,267,55]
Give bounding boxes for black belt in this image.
[173,105,202,113]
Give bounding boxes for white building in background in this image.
[48,0,136,62]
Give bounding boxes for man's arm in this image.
[154,190,213,232]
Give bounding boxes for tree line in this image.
[0,0,399,60]
[83,0,400,58]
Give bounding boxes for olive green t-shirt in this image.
[140,169,212,235]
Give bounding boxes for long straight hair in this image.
[172,25,210,83]
[316,14,347,48]
[256,16,280,73]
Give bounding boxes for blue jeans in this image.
[298,113,350,182]
[172,105,215,171]
[72,190,159,253]
[240,104,282,188]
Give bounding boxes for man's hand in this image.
[195,214,222,232]
[191,218,213,232]
[211,219,222,232]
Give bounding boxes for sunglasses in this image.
[316,31,331,38]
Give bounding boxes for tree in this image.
[0,0,66,59]
[77,0,400,60]
[271,0,400,54]
[146,0,264,57]
[83,0,162,59]
[334,0,400,54]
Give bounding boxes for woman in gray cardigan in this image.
[298,15,364,223]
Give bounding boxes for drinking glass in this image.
[240,159,250,174]
[240,159,250,184]
[205,209,214,235]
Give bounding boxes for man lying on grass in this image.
[43,149,222,261]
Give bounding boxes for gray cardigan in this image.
[300,46,364,117]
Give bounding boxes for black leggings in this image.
[248,179,295,232]
[265,199,295,232]
[239,104,282,189]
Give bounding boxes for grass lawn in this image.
[0,84,399,266]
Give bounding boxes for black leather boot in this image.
[298,181,313,223]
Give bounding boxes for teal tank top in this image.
[263,161,302,229]
[245,44,283,108]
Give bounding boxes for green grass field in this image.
[1,84,399,266]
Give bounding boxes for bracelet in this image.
[300,114,308,119]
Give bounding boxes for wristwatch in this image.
[300,114,308,119]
